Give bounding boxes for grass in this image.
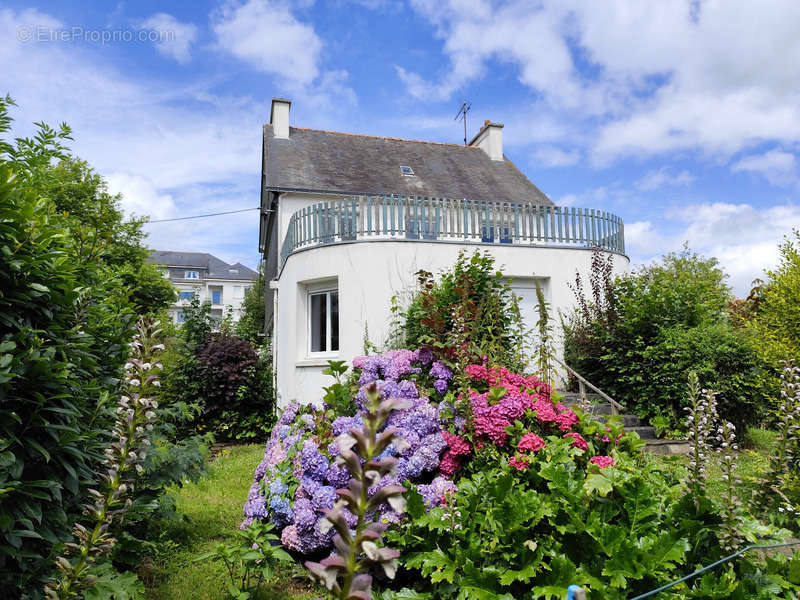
[145,444,320,600]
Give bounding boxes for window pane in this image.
[212,290,221,304]
[330,291,339,351]
[310,293,326,352]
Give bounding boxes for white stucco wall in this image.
[273,237,629,408]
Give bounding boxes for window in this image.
[176,310,186,324]
[229,269,239,274]
[309,289,339,354]
[211,290,222,304]
[184,270,199,279]
[179,291,194,301]
[233,285,244,299]
[400,165,414,176]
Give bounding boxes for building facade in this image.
[259,99,629,408]
[147,251,258,325]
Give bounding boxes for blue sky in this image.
[2,1,799,295]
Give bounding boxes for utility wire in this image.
[140,207,260,224]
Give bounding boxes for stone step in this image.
[625,426,657,440]
[589,413,641,427]
[643,439,690,455]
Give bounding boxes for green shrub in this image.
[160,295,276,442]
[401,250,526,371]
[0,99,136,596]
[564,248,766,430]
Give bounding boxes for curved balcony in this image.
[280,195,625,268]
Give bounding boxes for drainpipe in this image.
[269,279,280,408]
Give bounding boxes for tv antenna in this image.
[454,100,471,145]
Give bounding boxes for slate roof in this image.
[147,251,257,281]
[262,126,552,205]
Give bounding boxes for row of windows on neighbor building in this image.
[177,287,250,303]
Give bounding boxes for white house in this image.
[258,98,629,407]
[147,251,258,325]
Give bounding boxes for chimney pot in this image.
[270,98,291,139]
[484,119,490,126]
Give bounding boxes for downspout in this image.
[269,279,280,408]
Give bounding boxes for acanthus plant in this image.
[755,361,800,514]
[44,317,164,599]
[684,372,718,507]
[716,418,744,552]
[304,384,408,599]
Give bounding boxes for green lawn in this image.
[146,444,320,600]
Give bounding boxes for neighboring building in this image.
[147,251,258,325]
[259,98,629,407]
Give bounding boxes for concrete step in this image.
[589,413,641,427]
[625,426,657,440]
[644,439,690,455]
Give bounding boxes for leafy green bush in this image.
[744,230,800,410]
[564,248,766,430]
[160,296,276,442]
[401,250,526,371]
[0,99,137,597]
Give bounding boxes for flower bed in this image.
[243,349,621,557]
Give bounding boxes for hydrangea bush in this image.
[243,349,455,554]
[243,349,630,559]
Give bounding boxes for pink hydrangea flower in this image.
[563,432,588,450]
[465,364,489,381]
[518,433,546,452]
[442,431,471,456]
[554,409,578,432]
[439,450,463,476]
[589,455,614,469]
[509,456,529,471]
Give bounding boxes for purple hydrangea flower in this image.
[415,347,434,365]
[299,440,329,481]
[434,379,448,395]
[312,486,337,512]
[430,361,453,381]
[418,476,458,508]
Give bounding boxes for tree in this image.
[746,230,800,409]
[34,157,176,314]
[235,263,266,345]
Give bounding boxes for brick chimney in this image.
[270,98,291,139]
[469,119,504,161]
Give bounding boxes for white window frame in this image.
[307,287,339,356]
[184,270,199,279]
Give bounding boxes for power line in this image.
[142,207,260,224]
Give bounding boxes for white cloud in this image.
[532,146,580,168]
[213,0,321,87]
[0,7,263,268]
[626,202,800,295]
[212,0,355,108]
[401,0,800,165]
[140,13,198,64]
[106,172,178,221]
[732,149,798,187]
[635,167,695,191]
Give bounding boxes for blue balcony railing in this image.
[280,195,625,268]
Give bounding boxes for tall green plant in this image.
[402,250,525,370]
[45,317,163,599]
[0,96,138,597]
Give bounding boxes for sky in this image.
[2,0,799,295]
